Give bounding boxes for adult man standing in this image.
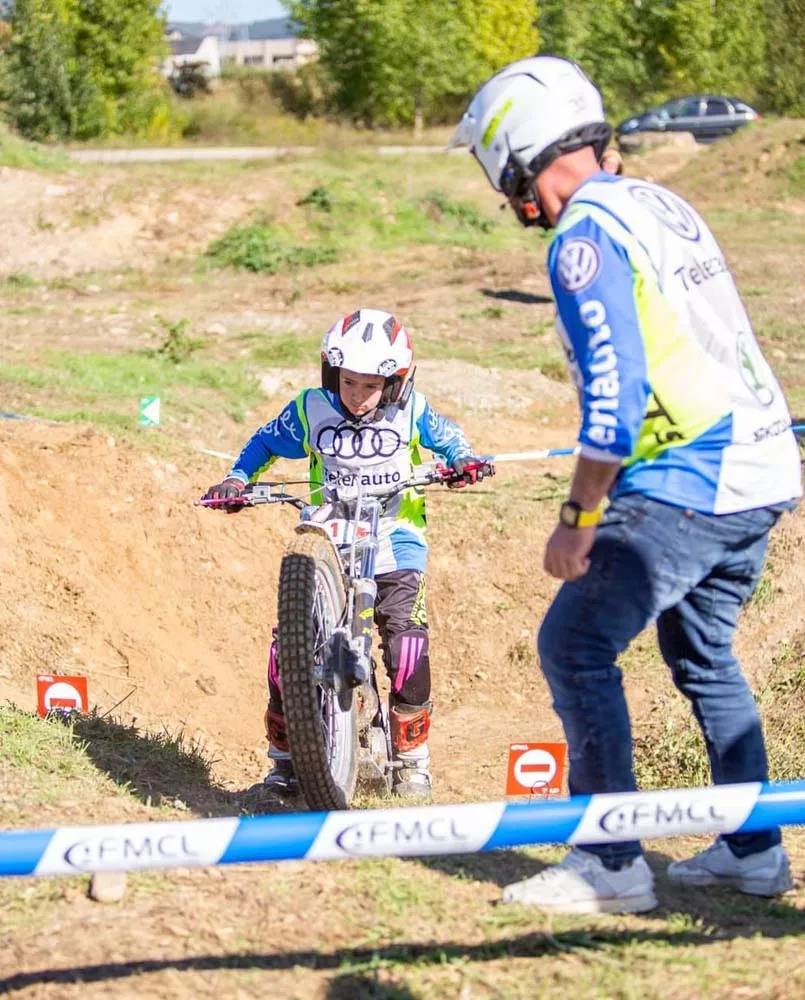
[451,56,801,913]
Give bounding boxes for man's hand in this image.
[202,478,246,511]
[544,522,596,581]
[447,458,495,489]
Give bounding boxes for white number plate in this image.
[327,519,371,547]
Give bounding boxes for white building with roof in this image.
[163,34,222,78]
[167,18,316,72]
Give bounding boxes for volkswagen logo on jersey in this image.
[737,332,775,407]
[316,422,403,459]
[629,184,701,242]
[556,238,601,292]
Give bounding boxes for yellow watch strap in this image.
[576,506,604,528]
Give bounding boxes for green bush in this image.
[206,218,337,273]
[297,186,334,212]
[266,63,328,120]
[149,317,206,365]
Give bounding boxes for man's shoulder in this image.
[561,175,706,242]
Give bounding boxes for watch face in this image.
[560,502,580,528]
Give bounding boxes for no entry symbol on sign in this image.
[36,675,89,718]
[505,742,567,797]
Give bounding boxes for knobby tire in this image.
[277,531,358,810]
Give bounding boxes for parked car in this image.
[617,95,760,144]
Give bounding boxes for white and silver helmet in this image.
[321,308,415,411]
[450,56,611,227]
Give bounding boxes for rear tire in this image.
[277,531,358,810]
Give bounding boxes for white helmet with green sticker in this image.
[450,55,610,194]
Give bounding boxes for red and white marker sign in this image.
[36,675,89,718]
[505,742,567,797]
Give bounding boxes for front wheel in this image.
[277,531,357,810]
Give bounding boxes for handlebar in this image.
[196,461,495,511]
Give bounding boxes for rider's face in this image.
[339,369,386,416]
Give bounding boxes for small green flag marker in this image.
[139,396,160,427]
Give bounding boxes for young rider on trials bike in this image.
[202,308,492,802]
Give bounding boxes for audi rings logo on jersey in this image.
[316,422,402,459]
[556,238,601,292]
[629,184,701,242]
[327,347,344,366]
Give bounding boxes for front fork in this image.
[335,496,381,690]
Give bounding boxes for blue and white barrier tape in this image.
[3,780,805,878]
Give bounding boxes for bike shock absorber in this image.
[352,577,377,656]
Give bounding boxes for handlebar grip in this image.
[197,495,251,508]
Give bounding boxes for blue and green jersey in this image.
[549,172,801,513]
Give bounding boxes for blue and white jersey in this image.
[548,171,801,513]
[227,389,473,574]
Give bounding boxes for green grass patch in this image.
[206,217,338,273]
[421,334,568,377]
[198,156,542,269]
[0,704,100,780]
[0,347,263,428]
[245,331,321,367]
[633,708,711,790]
[0,271,37,290]
[421,190,494,233]
[785,154,805,194]
[0,125,70,171]
[632,625,805,789]
[749,570,776,609]
[68,712,220,808]
[0,350,258,397]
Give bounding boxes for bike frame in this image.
[198,461,491,693]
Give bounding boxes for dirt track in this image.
[0,416,574,796]
[3,131,805,998]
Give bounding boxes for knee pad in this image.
[390,701,432,752]
[389,628,430,705]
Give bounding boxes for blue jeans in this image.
[538,493,795,868]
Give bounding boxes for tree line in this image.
[0,0,168,141]
[1,0,804,142]
[289,0,805,126]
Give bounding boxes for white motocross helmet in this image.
[450,55,611,227]
[321,308,415,414]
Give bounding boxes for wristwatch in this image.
[559,500,604,529]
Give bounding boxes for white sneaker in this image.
[502,849,657,914]
[667,840,793,896]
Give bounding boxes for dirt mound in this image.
[0,420,571,795]
[0,421,284,783]
[619,130,699,153]
[0,164,272,278]
[669,118,805,206]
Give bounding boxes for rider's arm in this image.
[415,397,474,466]
[548,212,649,502]
[227,395,308,485]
